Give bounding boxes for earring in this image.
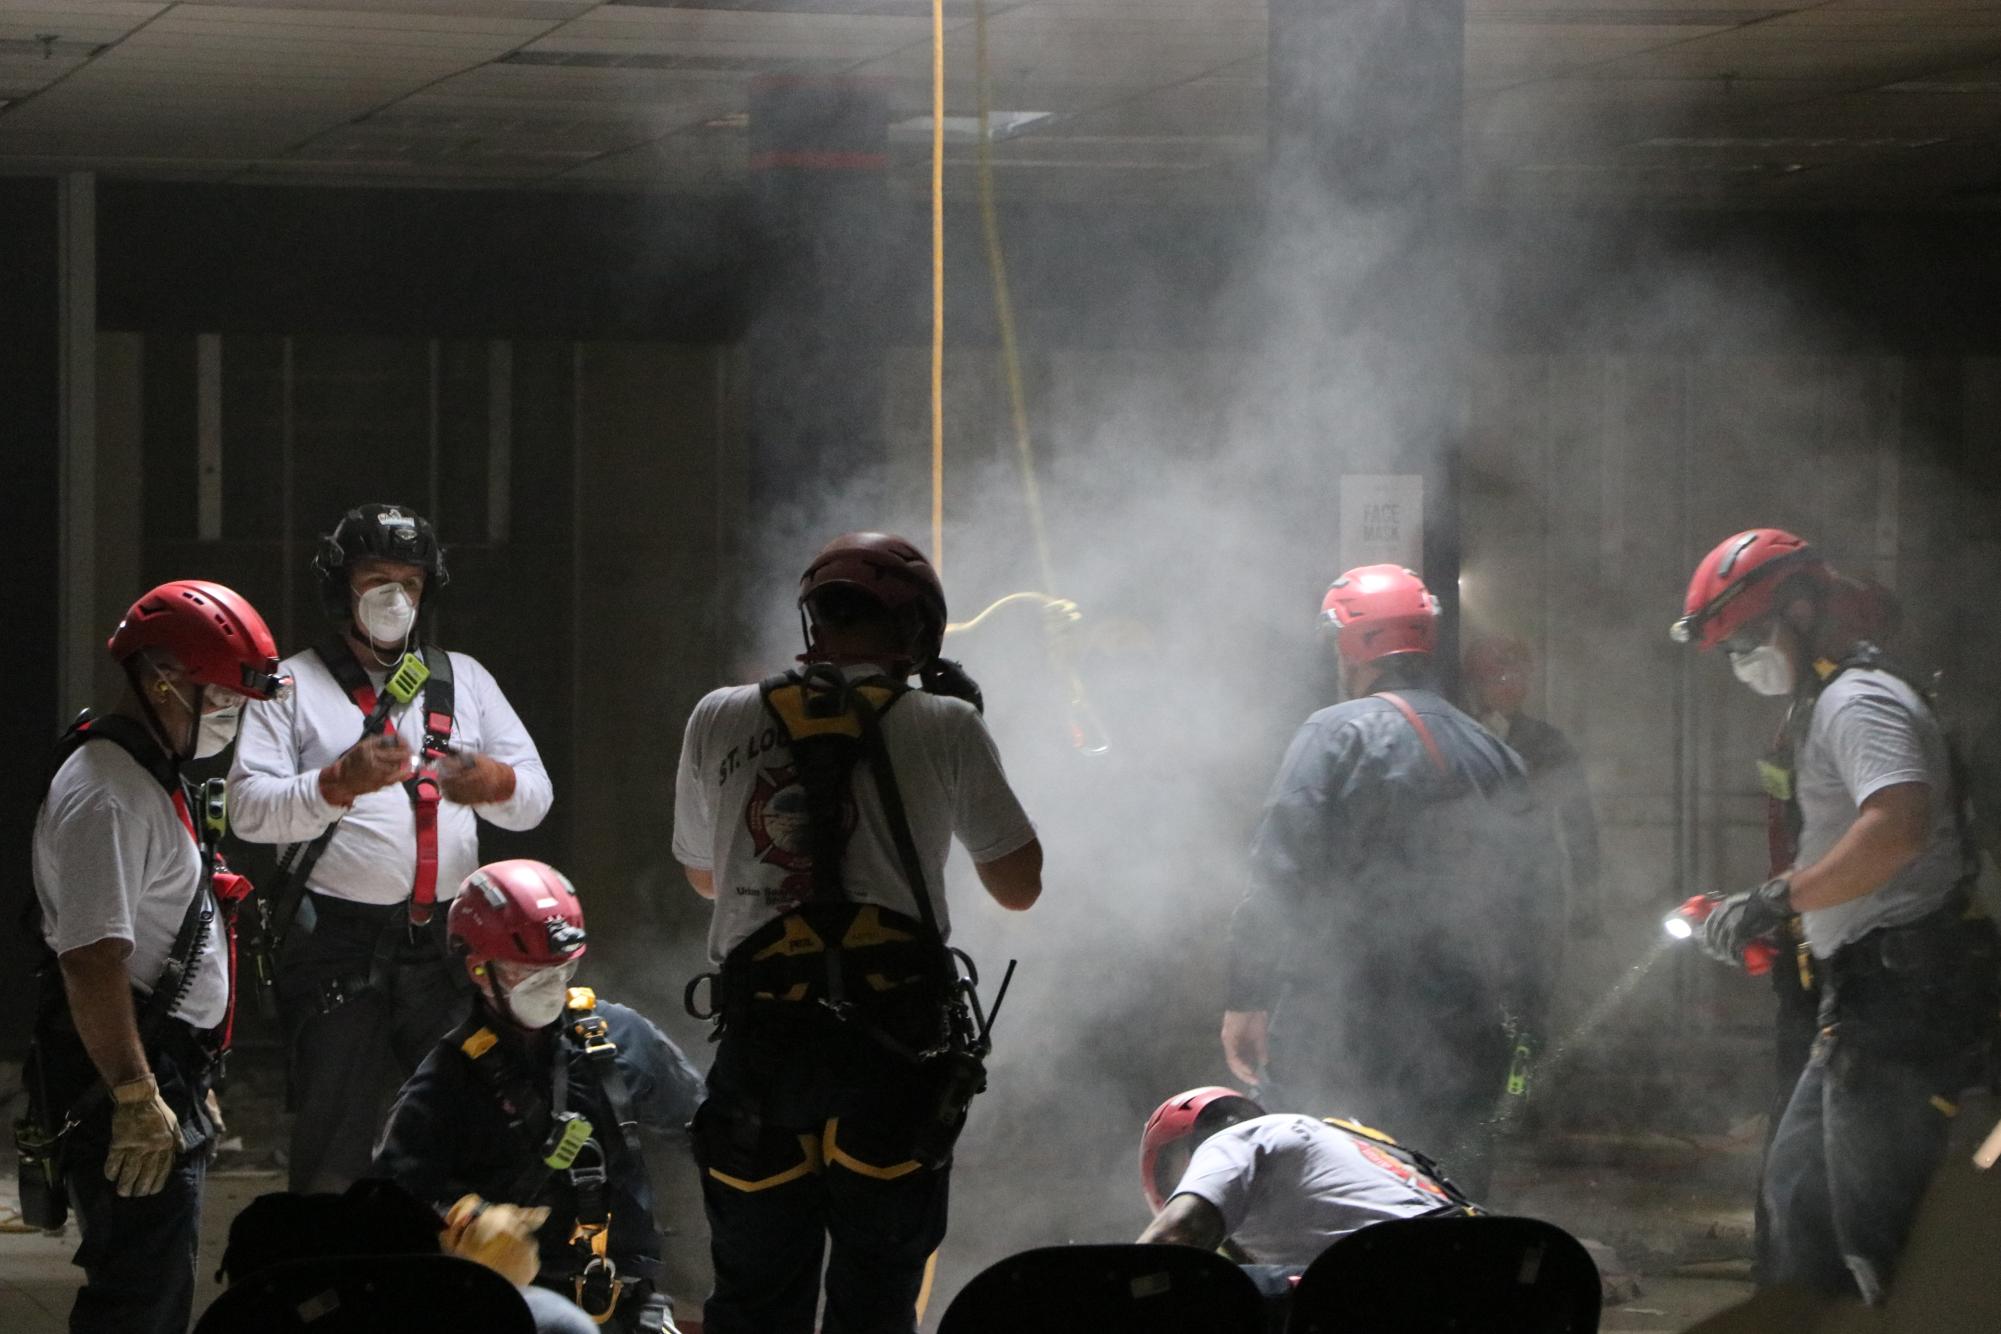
[155,683,171,699]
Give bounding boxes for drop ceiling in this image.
[0,0,1995,207]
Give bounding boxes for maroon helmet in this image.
[448,859,588,972]
[107,580,287,699]
[799,532,948,667]
[1320,565,1440,665]
[1672,529,1826,652]
[1139,1086,1265,1213]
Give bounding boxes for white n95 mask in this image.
[1730,626,1795,698]
[194,707,241,759]
[502,962,579,1029]
[356,584,418,645]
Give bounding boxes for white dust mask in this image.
[195,707,241,759]
[502,962,578,1028]
[1730,625,1794,698]
[356,584,417,645]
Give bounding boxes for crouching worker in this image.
[1137,1086,1477,1273]
[373,859,706,1334]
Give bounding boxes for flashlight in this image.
[1664,893,1777,975]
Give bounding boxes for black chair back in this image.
[1287,1215,1600,1334]
[939,1243,1270,1334]
[193,1253,534,1334]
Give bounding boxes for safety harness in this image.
[1761,644,1991,987]
[1320,1117,1483,1218]
[16,715,241,1229]
[457,987,643,1324]
[687,664,1009,1172]
[312,637,457,924]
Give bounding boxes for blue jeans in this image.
[1762,924,1995,1304]
[67,1142,207,1334]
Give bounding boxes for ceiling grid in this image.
[0,0,1987,205]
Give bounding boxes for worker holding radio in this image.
[229,502,553,1193]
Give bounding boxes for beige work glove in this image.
[106,1075,182,1198]
[204,1088,226,1138]
[441,1194,548,1288]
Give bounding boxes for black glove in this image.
[1700,877,1793,967]
[920,658,984,715]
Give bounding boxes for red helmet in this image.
[1140,1086,1264,1213]
[1463,634,1531,688]
[1320,565,1440,664]
[448,859,588,971]
[1673,529,1825,651]
[799,532,948,667]
[107,580,287,699]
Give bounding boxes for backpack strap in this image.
[756,666,909,906]
[1375,691,1448,776]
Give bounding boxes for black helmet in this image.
[312,503,449,624]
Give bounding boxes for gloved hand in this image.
[204,1088,226,1139]
[919,658,984,715]
[320,734,413,805]
[106,1075,182,1198]
[438,751,516,806]
[441,1194,548,1287]
[1700,876,1794,968]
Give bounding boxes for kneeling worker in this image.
[374,859,705,1334]
[1136,1086,1476,1268]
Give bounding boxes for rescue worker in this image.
[373,858,704,1334]
[1675,527,1999,1303]
[1463,634,1604,938]
[1136,1086,1475,1268]
[1221,565,1546,1197]
[672,531,1042,1334]
[27,580,288,1334]
[231,502,554,1192]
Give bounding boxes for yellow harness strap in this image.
[761,681,903,742]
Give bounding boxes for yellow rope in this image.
[975,0,1056,593]
[930,0,947,571]
[947,590,1078,637]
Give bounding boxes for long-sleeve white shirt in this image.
[229,645,553,906]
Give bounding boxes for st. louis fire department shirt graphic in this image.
[673,668,1038,965]
[743,761,857,907]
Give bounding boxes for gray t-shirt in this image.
[33,742,229,1029]
[672,667,1037,964]
[1796,669,1965,958]
[1170,1114,1453,1267]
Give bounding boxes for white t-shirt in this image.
[33,741,229,1029]
[1795,669,1965,957]
[229,645,553,906]
[1172,1114,1455,1267]
[673,668,1037,963]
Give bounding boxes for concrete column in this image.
[1265,0,1467,677]
[58,171,97,721]
[742,77,896,598]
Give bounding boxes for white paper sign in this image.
[1339,474,1425,574]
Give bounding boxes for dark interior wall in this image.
[0,179,59,1042]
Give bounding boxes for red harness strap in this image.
[339,675,451,926]
[1375,691,1449,776]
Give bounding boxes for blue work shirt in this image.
[1227,689,1548,1016]
[373,998,706,1282]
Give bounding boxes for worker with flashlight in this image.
[1671,528,1997,1304]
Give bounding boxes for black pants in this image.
[278,895,465,1193]
[40,1024,217,1334]
[1267,985,1510,1199]
[694,1009,950,1334]
[1762,920,1997,1303]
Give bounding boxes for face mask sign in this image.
[356,583,418,646]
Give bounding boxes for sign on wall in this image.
[1339,474,1425,573]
